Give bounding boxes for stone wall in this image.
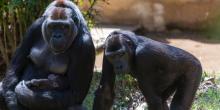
[93,0,220,31]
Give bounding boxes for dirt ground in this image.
[91,26,220,75]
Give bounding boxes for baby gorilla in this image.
[20,74,68,90]
[14,74,69,110]
[93,30,202,110]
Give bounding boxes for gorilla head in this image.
[42,2,80,53]
[105,31,136,74]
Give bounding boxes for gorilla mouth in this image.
[50,39,66,53]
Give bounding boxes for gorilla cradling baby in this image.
[0,0,95,110]
[93,30,202,110]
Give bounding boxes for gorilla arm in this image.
[67,33,95,105]
[93,54,116,110]
[24,74,69,90]
[2,18,43,110]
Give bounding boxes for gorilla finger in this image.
[25,81,32,88]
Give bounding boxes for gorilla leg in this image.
[170,69,202,110]
[0,82,7,110]
[137,79,163,110]
[143,90,163,110]
[0,82,3,98]
[1,82,29,110]
[162,101,169,110]
[162,82,178,110]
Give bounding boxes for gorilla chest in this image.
[29,41,69,74]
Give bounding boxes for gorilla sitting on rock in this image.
[0,0,95,110]
[93,30,202,110]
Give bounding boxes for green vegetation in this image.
[84,72,141,109]
[192,72,220,110]
[84,71,101,109]
[202,15,220,40]
[0,0,51,67]
[192,88,220,110]
[84,72,220,110]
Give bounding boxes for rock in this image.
[93,0,220,31]
[135,102,147,110]
[91,25,134,50]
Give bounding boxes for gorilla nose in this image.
[53,34,62,39]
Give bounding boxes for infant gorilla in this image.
[14,74,71,110]
[22,74,68,90]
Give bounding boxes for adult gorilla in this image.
[93,30,202,110]
[0,0,95,110]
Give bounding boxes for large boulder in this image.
[93,0,220,31]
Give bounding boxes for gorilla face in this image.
[42,7,78,53]
[105,33,134,74]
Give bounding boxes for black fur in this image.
[93,30,202,110]
[0,0,95,110]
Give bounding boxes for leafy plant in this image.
[192,87,220,110]
[85,72,220,110]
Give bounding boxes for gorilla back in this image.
[0,0,95,110]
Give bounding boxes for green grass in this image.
[192,88,220,110]
[192,72,220,110]
[83,72,139,109]
[84,72,102,109]
[84,72,220,110]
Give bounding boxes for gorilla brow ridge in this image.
[51,8,68,20]
[55,0,74,11]
[105,36,122,52]
[56,0,65,6]
[106,31,138,52]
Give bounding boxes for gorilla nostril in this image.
[53,34,62,39]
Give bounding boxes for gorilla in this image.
[93,30,202,110]
[0,0,95,110]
